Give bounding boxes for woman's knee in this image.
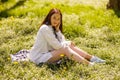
[61,46,71,54]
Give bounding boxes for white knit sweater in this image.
[28,24,70,64]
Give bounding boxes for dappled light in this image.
[0,0,120,80]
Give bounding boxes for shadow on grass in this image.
[36,57,75,71]
[0,0,27,19]
[0,0,8,3]
[114,10,120,17]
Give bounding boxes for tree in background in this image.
[107,0,120,10]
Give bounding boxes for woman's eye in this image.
[53,16,60,21]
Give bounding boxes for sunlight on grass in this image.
[0,0,120,80]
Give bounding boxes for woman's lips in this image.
[53,23,58,26]
[54,23,57,24]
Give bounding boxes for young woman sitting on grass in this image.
[11,8,106,66]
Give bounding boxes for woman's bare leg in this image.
[48,46,90,65]
[69,45,92,60]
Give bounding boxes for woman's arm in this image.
[56,31,65,42]
[56,31,75,46]
[40,25,64,49]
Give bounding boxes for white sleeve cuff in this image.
[61,41,71,46]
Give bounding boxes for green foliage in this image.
[0,0,120,80]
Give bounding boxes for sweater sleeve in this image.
[40,25,63,49]
[56,31,72,46]
[56,31,65,42]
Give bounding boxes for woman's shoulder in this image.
[40,24,52,31]
[40,24,48,28]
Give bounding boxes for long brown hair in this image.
[41,8,63,33]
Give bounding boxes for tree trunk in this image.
[107,0,120,10]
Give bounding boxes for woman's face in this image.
[51,13,61,27]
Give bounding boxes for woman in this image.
[11,8,105,66]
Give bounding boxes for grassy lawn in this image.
[0,0,120,80]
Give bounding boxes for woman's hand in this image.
[55,23,60,32]
[71,41,75,47]
[64,41,75,47]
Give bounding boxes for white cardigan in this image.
[28,24,70,64]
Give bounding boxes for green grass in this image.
[0,0,120,80]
